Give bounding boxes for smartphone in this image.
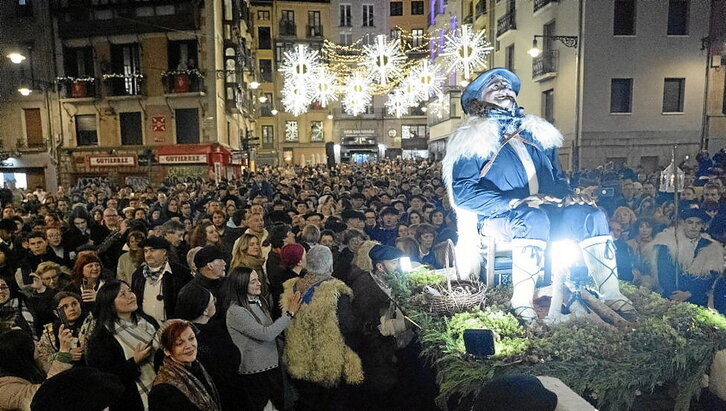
[81,278,90,291]
[54,306,71,329]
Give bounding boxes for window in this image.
[262,125,274,149]
[120,112,143,145]
[275,42,295,64]
[340,33,353,46]
[340,4,352,26]
[258,27,272,49]
[308,11,322,37]
[175,108,200,144]
[75,115,98,146]
[662,78,685,113]
[310,121,323,141]
[610,78,633,113]
[257,10,270,21]
[260,93,273,116]
[280,10,295,36]
[667,0,689,35]
[390,2,403,16]
[259,59,273,82]
[24,108,43,147]
[402,125,427,139]
[16,0,32,17]
[723,75,726,114]
[167,40,198,71]
[613,0,636,35]
[543,21,556,51]
[363,5,374,27]
[411,1,424,15]
[63,47,94,77]
[390,29,402,39]
[411,29,424,47]
[284,121,299,141]
[110,43,141,96]
[281,9,294,23]
[542,89,554,124]
[505,44,515,72]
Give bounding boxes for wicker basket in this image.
[422,240,487,315]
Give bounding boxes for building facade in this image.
[0,0,60,191]
[0,0,257,191]
[705,0,726,154]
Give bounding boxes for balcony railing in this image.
[496,11,516,37]
[58,78,97,99]
[306,25,323,38]
[162,71,204,94]
[279,21,296,37]
[534,0,558,13]
[476,1,487,17]
[103,74,144,97]
[532,50,559,79]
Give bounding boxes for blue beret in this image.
[678,208,710,222]
[461,67,521,114]
[369,245,402,262]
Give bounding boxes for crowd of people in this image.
[0,152,723,411]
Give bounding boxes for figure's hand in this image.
[669,290,691,302]
[561,193,596,207]
[29,273,45,292]
[132,342,152,364]
[57,325,73,353]
[81,288,96,303]
[70,346,84,361]
[509,194,560,209]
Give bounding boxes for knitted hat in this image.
[306,244,333,275]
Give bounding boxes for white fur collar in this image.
[647,227,725,276]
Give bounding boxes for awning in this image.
[156,143,233,165]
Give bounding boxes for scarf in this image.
[294,273,332,304]
[142,262,168,284]
[112,318,157,408]
[483,105,526,138]
[153,357,221,411]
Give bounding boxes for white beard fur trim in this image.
[441,114,563,276]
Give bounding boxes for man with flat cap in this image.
[442,67,634,323]
[645,208,724,308]
[178,245,227,312]
[131,237,192,322]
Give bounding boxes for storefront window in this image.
[310,121,323,141]
[284,121,298,141]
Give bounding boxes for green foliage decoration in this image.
[404,282,726,411]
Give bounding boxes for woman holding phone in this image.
[37,291,89,368]
[86,280,159,411]
[66,254,105,311]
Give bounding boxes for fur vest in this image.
[645,227,724,277]
[441,114,563,274]
[280,278,363,387]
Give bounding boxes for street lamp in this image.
[270,109,278,115]
[258,95,268,103]
[249,81,260,89]
[7,52,26,64]
[327,114,334,120]
[17,87,32,96]
[527,35,579,59]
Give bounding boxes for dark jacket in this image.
[131,262,192,320]
[195,320,242,411]
[148,361,219,411]
[85,315,159,411]
[18,250,65,286]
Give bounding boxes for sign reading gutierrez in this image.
[158,154,207,164]
[89,156,136,167]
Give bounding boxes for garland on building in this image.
[160,69,204,78]
[101,73,145,79]
[55,76,96,82]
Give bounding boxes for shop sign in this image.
[342,129,376,138]
[231,152,243,165]
[89,156,136,167]
[158,154,207,164]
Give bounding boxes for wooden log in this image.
[581,291,631,329]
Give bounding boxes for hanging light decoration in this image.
[399,75,423,107]
[385,89,410,118]
[310,67,338,108]
[428,92,449,119]
[441,24,492,80]
[281,78,310,116]
[411,60,445,100]
[342,72,372,116]
[279,44,320,83]
[359,34,406,86]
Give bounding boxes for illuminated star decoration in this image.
[310,67,338,108]
[280,44,320,115]
[428,92,449,119]
[411,60,445,100]
[359,34,406,86]
[281,79,310,117]
[441,24,492,80]
[385,89,410,118]
[400,75,423,107]
[342,72,372,116]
